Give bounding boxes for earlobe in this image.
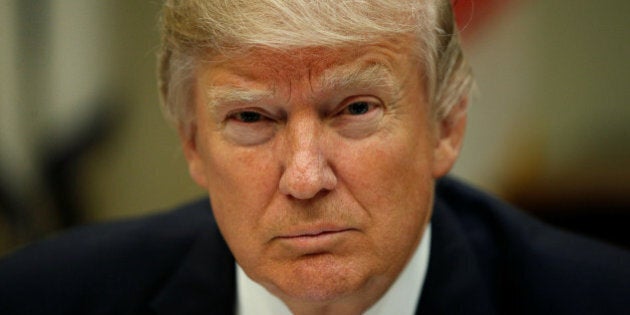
[432,98,468,178]
[179,124,209,189]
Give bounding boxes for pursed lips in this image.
[276,226,355,239]
[272,225,357,254]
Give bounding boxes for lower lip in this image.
[276,230,354,254]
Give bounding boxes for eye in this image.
[331,98,384,139]
[230,111,264,123]
[340,100,380,117]
[346,101,371,115]
[223,109,277,146]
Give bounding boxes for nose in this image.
[278,117,337,200]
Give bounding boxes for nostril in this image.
[285,189,332,201]
[279,171,323,199]
[322,167,338,191]
[278,158,337,200]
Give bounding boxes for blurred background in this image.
[1,0,628,255]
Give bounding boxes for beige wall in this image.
[77,1,203,220]
[452,0,630,196]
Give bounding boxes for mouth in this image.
[273,226,357,254]
[279,227,354,239]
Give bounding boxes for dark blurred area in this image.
[506,171,630,249]
[1,0,628,255]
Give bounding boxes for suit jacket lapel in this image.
[150,218,236,315]
[416,197,496,315]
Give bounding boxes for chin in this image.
[264,253,379,304]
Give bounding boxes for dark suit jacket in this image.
[1,178,629,314]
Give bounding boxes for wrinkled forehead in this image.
[197,35,420,90]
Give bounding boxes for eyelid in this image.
[334,96,383,116]
[222,107,278,146]
[225,107,278,122]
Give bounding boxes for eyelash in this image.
[225,98,381,123]
[340,101,379,116]
[226,109,275,124]
[230,111,263,123]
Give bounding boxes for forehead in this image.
[198,36,418,89]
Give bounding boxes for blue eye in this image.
[233,111,262,123]
[346,101,371,115]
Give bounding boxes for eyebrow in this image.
[319,63,400,96]
[205,63,401,115]
[205,86,274,116]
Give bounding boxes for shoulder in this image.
[0,198,214,314]
[434,176,630,265]
[0,198,214,270]
[432,177,630,314]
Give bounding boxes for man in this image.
[1,0,629,314]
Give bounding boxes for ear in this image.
[179,124,209,189]
[432,97,468,178]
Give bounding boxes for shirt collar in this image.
[236,225,431,315]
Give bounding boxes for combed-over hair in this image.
[158,0,473,134]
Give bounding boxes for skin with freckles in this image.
[181,36,467,315]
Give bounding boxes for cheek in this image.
[335,127,435,249]
[198,134,280,250]
[340,127,434,208]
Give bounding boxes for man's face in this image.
[183,36,464,307]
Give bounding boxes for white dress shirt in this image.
[236,225,431,315]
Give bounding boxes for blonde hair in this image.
[158,0,473,132]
